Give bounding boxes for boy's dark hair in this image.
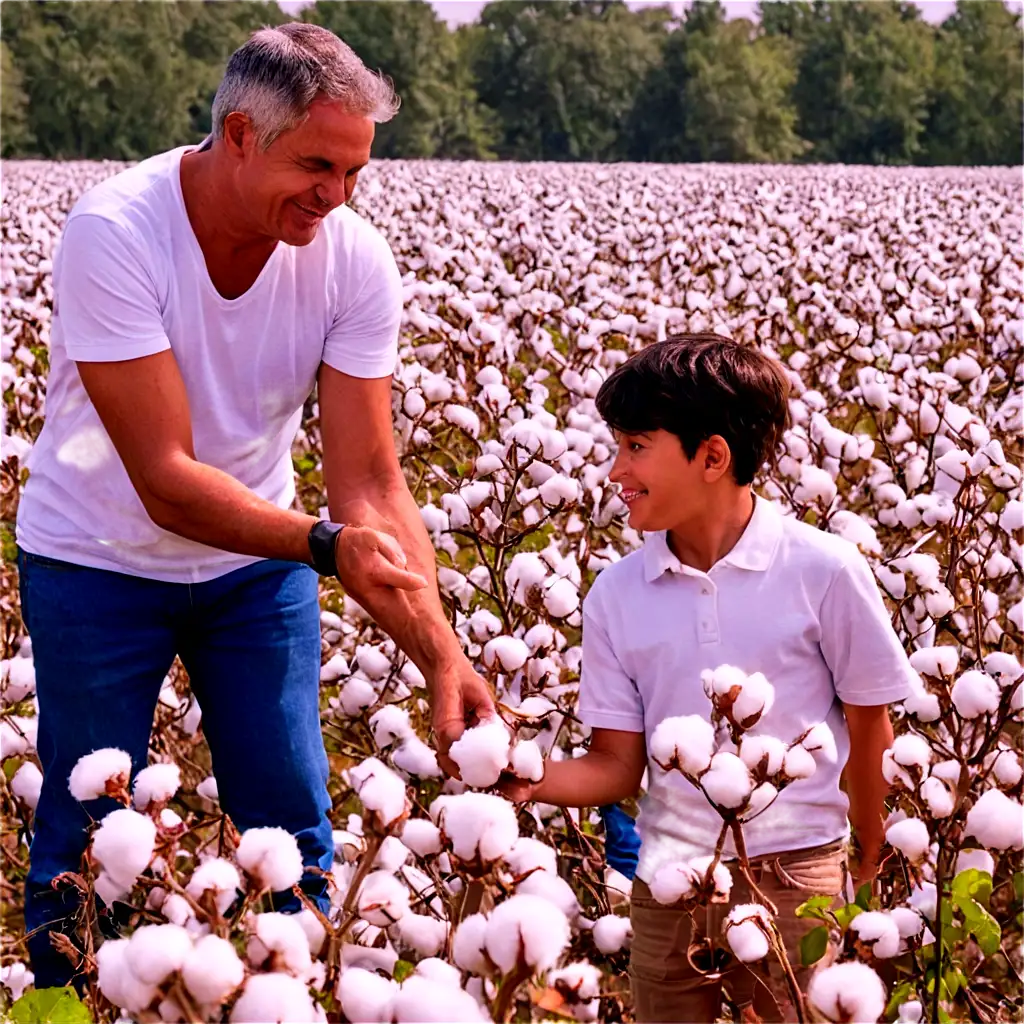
[595,334,791,486]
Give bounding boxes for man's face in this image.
[234,96,375,246]
[608,428,710,532]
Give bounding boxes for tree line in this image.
[2,0,1021,165]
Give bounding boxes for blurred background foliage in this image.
[1,0,1021,165]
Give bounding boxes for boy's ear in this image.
[703,435,733,482]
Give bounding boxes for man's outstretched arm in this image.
[318,364,496,772]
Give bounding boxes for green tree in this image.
[473,0,667,160]
[1,39,34,156]
[922,1,1023,165]
[765,0,936,165]
[302,0,495,159]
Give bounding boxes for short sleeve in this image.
[322,229,402,379]
[820,554,919,706]
[56,215,171,362]
[578,590,646,733]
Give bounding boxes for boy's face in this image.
[608,429,710,532]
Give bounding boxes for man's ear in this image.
[221,111,253,158]
[703,435,733,482]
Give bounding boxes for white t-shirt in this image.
[577,496,919,883]
[17,146,403,583]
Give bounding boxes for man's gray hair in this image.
[211,22,399,150]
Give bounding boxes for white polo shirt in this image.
[16,146,403,583]
[578,496,918,883]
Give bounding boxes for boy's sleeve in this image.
[820,553,920,706]
[577,590,645,733]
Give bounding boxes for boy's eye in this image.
[629,442,645,452]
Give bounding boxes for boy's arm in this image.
[500,728,647,806]
[842,702,895,885]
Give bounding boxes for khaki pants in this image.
[629,840,847,1023]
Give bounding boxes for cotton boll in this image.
[702,752,753,808]
[92,808,157,889]
[484,893,570,975]
[96,938,158,1014]
[452,913,492,974]
[982,651,1022,688]
[369,706,413,750]
[891,734,932,770]
[649,862,696,905]
[504,836,558,876]
[807,961,887,1023]
[990,748,1023,787]
[898,1000,924,1023]
[229,972,319,1023]
[955,848,995,878]
[401,818,443,858]
[126,924,193,985]
[483,635,531,672]
[950,670,1001,718]
[739,735,787,776]
[396,912,447,957]
[11,761,42,809]
[132,763,181,811]
[889,906,925,941]
[920,777,955,818]
[350,757,408,828]
[592,914,632,953]
[0,963,33,1002]
[2,658,35,702]
[724,904,771,962]
[903,687,941,722]
[850,911,901,959]
[296,909,327,957]
[430,792,519,864]
[69,747,132,801]
[182,934,244,1007]
[650,715,716,775]
[543,576,580,618]
[236,827,304,892]
[689,856,733,900]
[393,735,442,779]
[449,719,512,788]
[965,790,1024,850]
[742,782,779,820]
[509,738,544,782]
[886,818,931,862]
[338,677,377,716]
[337,967,398,1024]
[801,722,838,763]
[391,974,488,1023]
[782,744,817,781]
[247,912,312,978]
[516,868,579,918]
[794,465,837,505]
[358,871,411,926]
[909,646,959,678]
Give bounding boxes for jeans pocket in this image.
[771,848,846,895]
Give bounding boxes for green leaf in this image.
[959,897,1001,956]
[1013,871,1023,901]
[951,867,993,907]
[795,894,834,920]
[11,988,92,1024]
[884,981,914,1018]
[799,925,829,966]
[392,960,415,983]
[833,903,863,929]
[855,882,873,910]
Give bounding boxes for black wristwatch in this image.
[307,520,346,577]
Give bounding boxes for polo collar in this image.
[641,496,783,582]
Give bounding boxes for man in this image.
[16,22,493,987]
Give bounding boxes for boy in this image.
[503,335,918,1022]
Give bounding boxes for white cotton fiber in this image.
[950,670,1001,718]
[807,961,887,1023]
[448,719,512,787]
[909,646,959,678]
[452,913,492,974]
[724,904,771,962]
[11,761,42,810]
[182,934,244,1006]
[849,911,901,958]
[236,826,304,892]
[509,738,544,782]
[592,914,632,953]
[350,757,408,827]
[69,748,132,801]
[187,857,241,914]
[401,818,443,857]
[246,912,312,978]
[649,862,696,905]
[885,817,931,862]
[96,938,158,1015]
[125,924,192,985]
[701,752,753,808]
[391,974,488,1023]
[396,912,447,957]
[800,722,838,763]
[358,871,410,926]
[504,836,558,876]
[484,893,570,974]
[91,808,157,890]
[739,735,787,776]
[229,973,319,1023]
[965,790,1024,850]
[649,715,716,775]
[430,792,519,864]
[132,763,181,811]
[483,635,531,672]
[337,967,398,1024]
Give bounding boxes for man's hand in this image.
[430,660,497,778]
[334,524,428,595]
[496,772,538,804]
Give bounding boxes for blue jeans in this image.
[600,803,641,880]
[17,549,333,988]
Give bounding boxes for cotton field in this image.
[1,159,1022,1023]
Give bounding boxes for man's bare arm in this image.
[76,351,425,591]
[318,364,495,765]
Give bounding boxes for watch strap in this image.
[308,520,345,577]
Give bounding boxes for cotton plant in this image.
[3,162,1023,1021]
